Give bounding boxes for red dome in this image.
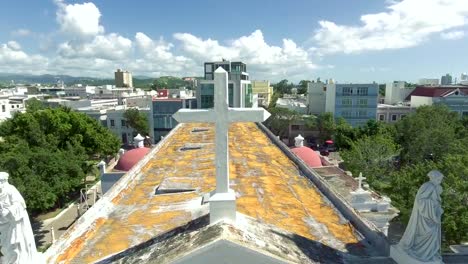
[291,147,322,168]
[115,148,150,171]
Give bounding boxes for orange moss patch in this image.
[55,217,106,263]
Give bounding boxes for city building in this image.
[307,80,327,114]
[197,60,253,108]
[418,78,440,86]
[377,104,414,123]
[63,85,96,98]
[441,73,453,85]
[251,80,273,107]
[115,69,133,88]
[152,90,197,141]
[0,95,11,122]
[276,95,308,114]
[384,81,415,104]
[325,83,379,127]
[407,86,468,116]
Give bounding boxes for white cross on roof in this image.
[173,67,270,223]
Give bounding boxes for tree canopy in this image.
[124,108,149,136]
[0,107,120,213]
[338,105,468,245]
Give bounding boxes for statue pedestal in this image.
[209,190,236,224]
[390,245,443,264]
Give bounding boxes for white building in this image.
[64,85,96,98]
[0,95,11,122]
[418,78,440,86]
[307,80,327,114]
[384,81,415,104]
[377,104,414,123]
[276,96,308,114]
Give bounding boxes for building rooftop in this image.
[405,86,468,100]
[46,122,386,263]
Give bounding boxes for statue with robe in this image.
[0,172,39,264]
[391,170,444,263]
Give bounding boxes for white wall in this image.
[307,82,326,114]
[325,83,336,114]
[411,96,434,107]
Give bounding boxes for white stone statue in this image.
[0,172,39,264]
[391,170,444,264]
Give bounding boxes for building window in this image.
[378,114,385,121]
[110,119,115,127]
[342,87,353,96]
[400,114,407,119]
[205,64,213,73]
[341,111,352,118]
[463,112,468,117]
[357,110,367,118]
[357,87,368,96]
[341,98,352,106]
[357,99,368,107]
[121,120,127,127]
[201,95,214,108]
[391,114,397,121]
[1,105,5,112]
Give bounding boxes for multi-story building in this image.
[307,80,327,114]
[418,78,440,86]
[0,95,11,122]
[152,97,197,142]
[115,69,133,88]
[64,85,96,98]
[407,86,468,117]
[377,104,414,123]
[276,95,308,114]
[441,74,453,85]
[251,80,273,107]
[197,60,253,108]
[325,83,379,127]
[384,81,415,104]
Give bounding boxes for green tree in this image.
[124,108,149,136]
[298,80,310,94]
[25,98,45,112]
[315,112,336,144]
[273,79,293,94]
[395,105,466,164]
[264,107,300,137]
[0,107,120,213]
[341,134,400,187]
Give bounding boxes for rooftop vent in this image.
[192,127,209,133]
[155,178,196,195]
[179,144,203,151]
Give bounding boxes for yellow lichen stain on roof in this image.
[55,217,106,263]
[58,122,358,263]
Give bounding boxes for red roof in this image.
[115,147,150,171]
[291,147,322,168]
[406,86,468,100]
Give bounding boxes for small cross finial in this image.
[356,172,366,191]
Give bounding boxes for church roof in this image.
[114,147,150,171]
[46,123,382,263]
[291,146,323,168]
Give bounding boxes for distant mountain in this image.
[0,73,202,89]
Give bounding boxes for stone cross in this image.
[173,67,270,223]
[356,172,366,191]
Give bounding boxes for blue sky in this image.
[1,0,467,83]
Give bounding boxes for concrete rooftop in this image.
[48,123,372,263]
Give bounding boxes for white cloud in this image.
[313,0,468,54]
[11,29,31,37]
[174,30,316,79]
[58,33,132,60]
[55,0,104,39]
[7,41,22,51]
[440,30,465,40]
[132,32,196,76]
[0,42,48,74]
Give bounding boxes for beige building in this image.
[251,80,273,107]
[115,69,133,88]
